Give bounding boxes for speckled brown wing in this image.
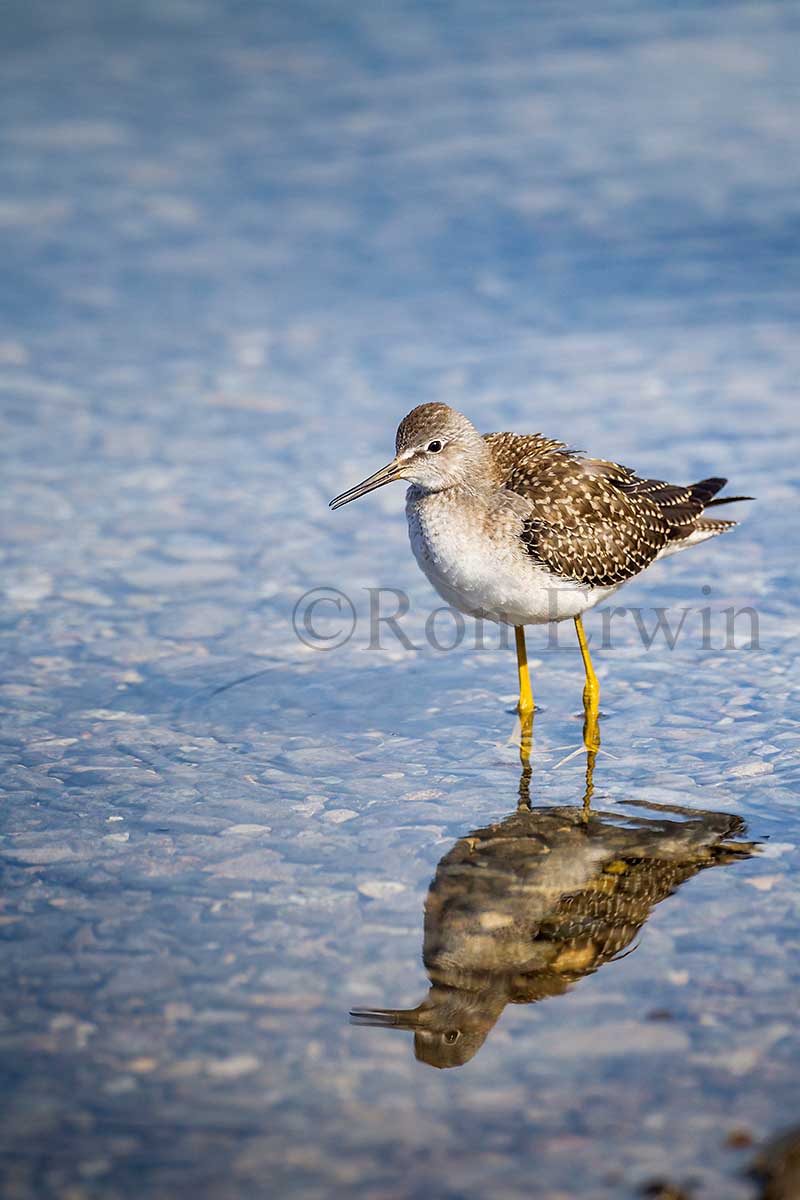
[509,846,746,1003]
[484,431,731,588]
[484,430,568,474]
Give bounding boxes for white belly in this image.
[406,493,616,625]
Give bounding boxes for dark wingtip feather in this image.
[705,494,755,507]
[689,476,728,504]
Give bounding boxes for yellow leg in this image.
[518,711,533,811]
[574,615,599,706]
[515,626,535,795]
[515,625,534,719]
[574,615,600,760]
[582,746,596,818]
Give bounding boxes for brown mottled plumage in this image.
[485,429,740,587]
[484,434,734,588]
[330,403,751,714]
[333,403,750,609]
[351,798,753,1069]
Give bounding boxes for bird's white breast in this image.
[406,488,609,625]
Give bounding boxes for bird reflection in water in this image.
[351,742,752,1069]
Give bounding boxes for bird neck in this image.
[409,476,493,498]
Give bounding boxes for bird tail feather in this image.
[704,494,754,508]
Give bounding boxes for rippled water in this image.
[2,2,799,1197]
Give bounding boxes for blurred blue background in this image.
[1,2,799,1198]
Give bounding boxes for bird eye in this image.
[443,1029,460,1044]
[427,440,443,453]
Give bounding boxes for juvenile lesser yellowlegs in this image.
[350,796,752,1069]
[330,403,750,741]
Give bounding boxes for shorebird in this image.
[351,796,752,1068]
[330,404,750,739]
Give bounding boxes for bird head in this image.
[350,981,505,1069]
[329,403,491,509]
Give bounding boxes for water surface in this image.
[1,2,799,1197]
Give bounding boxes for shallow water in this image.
[1,1,799,1197]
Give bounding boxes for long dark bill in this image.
[349,1006,420,1029]
[329,459,403,510]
